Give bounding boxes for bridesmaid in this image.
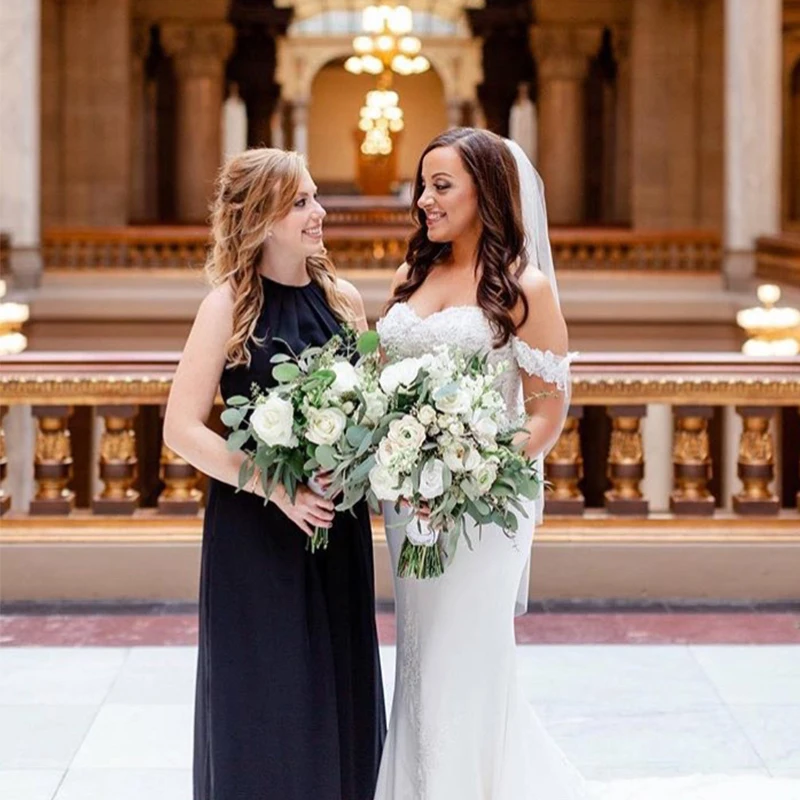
[164,148,386,800]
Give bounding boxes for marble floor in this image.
[1,618,800,799]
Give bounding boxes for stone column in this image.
[291,99,310,159]
[612,26,632,225]
[129,21,150,223]
[162,22,235,223]
[532,25,601,225]
[724,0,781,287]
[447,99,464,129]
[0,0,42,288]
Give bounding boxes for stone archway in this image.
[275,35,483,155]
[306,56,448,192]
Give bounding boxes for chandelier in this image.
[345,4,430,76]
[359,88,405,155]
[0,278,29,355]
[736,284,800,356]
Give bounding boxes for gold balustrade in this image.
[1,352,798,531]
[549,228,721,273]
[756,233,800,287]
[40,225,723,275]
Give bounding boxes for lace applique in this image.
[511,337,575,393]
[377,303,528,427]
[397,602,439,798]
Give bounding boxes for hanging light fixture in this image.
[0,279,29,356]
[359,88,405,156]
[736,284,800,356]
[345,3,430,77]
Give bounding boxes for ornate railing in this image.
[756,233,800,287]
[41,224,723,275]
[1,352,798,528]
[550,228,721,273]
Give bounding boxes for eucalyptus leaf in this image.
[273,363,301,383]
[315,444,338,470]
[226,395,250,407]
[351,455,376,483]
[226,429,250,452]
[356,430,374,458]
[220,407,245,428]
[346,425,370,448]
[237,458,255,491]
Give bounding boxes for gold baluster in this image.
[93,405,140,515]
[0,405,10,516]
[30,406,75,515]
[733,406,780,516]
[670,406,715,516]
[158,443,202,515]
[605,405,648,516]
[544,406,585,516]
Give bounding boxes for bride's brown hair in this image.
[205,147,354,367]
[387,127,529,346]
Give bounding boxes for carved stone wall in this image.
[41,0,132,226]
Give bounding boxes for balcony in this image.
[2,351,798,605]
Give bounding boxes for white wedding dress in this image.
[374,302,800,800]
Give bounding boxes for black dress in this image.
[194,275,386,800]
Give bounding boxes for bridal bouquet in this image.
[368,346,542,578]
[222,326,383,552]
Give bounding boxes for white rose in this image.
[443,441,482,473]
[387,416,427,452]
[329,361,360,396]
[442,441,468,473]
[463,446,482,472]
[369,464,408,501]
[433,385,472,416]
[305,407,347,446]
[363,391,389,426]
[473,461,498,495]
[376,437,400,468]
[379,358,423,394]
[251,395,297,448]
[448,420,465,438]
[417,405,437,427]
[470,412,498,445]
[418,458,446,500]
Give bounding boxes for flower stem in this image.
[397,539,444,579]
[307,525,329,553]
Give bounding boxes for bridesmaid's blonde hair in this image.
[206,147,355,367]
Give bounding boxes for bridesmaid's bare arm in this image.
[337,277,369,333]
[163,284,258,492]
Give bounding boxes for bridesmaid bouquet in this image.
[367,346,541,578]
[222,326,385,552]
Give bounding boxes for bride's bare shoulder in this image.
[517,265,551,298]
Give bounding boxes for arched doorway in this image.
[308,58,446,194]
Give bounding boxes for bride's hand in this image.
[401,499,431,521]
[309,469,334,495]
[271,484,335,538]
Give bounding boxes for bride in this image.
[373,127,800,800]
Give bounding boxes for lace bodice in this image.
[376,302,574,426]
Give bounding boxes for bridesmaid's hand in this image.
[271,484,335,538]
